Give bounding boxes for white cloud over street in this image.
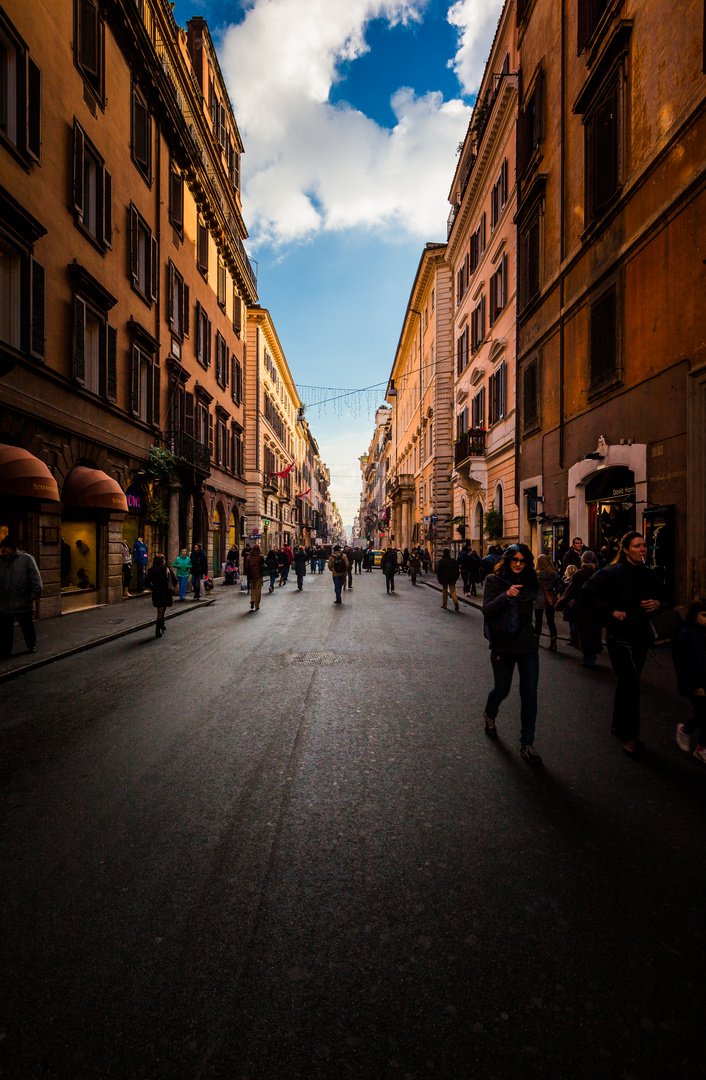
[218,0,504,245]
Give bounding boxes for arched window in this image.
[495,484,504,534]
[475,501,483,540]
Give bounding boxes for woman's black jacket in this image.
[482,572,538,654]
[673,626,706,697]
[265,551,278,572]
[581,560,661,643]
[293,553,308,575]
[190,549,208,576]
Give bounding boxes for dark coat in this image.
[562,547,583,571]
[581,560,661,643]
[673,626,706,698]
[190,548,208,576]
[246,553,265,581]
[436,555,460,586]
[534,569,561,611]
[145,564,174,608]
[482,572,538,654]
[381,550,397,575]
[294,552,308,575]
[265,551,279,572]
[558,565,603,654]
[468,551,482,583]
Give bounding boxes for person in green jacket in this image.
[173,548,192,601]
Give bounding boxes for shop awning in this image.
[0,443,60,501]
[62,467,128,511]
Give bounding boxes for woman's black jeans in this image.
[534,607,557,638]
[606,635,648,741]
[485,650,539,747]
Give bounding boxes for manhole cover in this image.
[291,651,342,666]
[107,619,125,625]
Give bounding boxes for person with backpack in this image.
[294,547,308,591]
[328,545,348,604]
[381,548,398,593]
[482,544,542,764]
[673,598,706,765]
[437,549,460,611]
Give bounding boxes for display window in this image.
[212,506,222,576]
[61,517,98,593]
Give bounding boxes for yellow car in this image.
[371,549,383,567]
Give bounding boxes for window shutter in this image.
[73,122,85,214]
[73,295,86,383]
[145,360,153,426]
[150,235,158,302]
[480,295,486,341]
[490,272,497,326]
[208,413,214,457]
[29,258,45,361]
[502,253,508,307]
[224,344,229,387]
[206,317,211,367]
[594,88,618,214]
[197,221,208,275]
[27,56,41,163]
[80,0,99,77]
[578,2,591,53]
[183,283,190,337]
[167,262,175,328]
[195,301,202,360]
[590,286,617,387]
[532,69,543,149]
[129,205,138,283]
[99,320,108,398]
[103,169,112,247]
[481,211,486,251]
[502,158,508,204]
[185,391,194,437]
[170,168,183,230]
[152,362,161,428]
[233,290,241,334]
[131,345,140,415]
[523,362,537,430]
[106,324,117,402]
[133,91,149,171]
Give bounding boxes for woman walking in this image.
[381,548,398,593]
[173,548,192,601]
[294,546,308,590]
[482,544,542,764]
[582,531,661,755]
[265,548,279,593]
[534,554,561,650]
[556,550,602,666]
[190,543,208,600]
[145,554,175,638]
[673,598,706,765]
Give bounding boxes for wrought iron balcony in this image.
[163,431,210,475]
[263,474,279,495]
[454,428,487,467]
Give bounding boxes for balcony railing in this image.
[163,431,210,475]
[263,473,279,494]
[454,428,487,467]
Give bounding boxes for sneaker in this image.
[483,712,497,736]
[676,723,691,753]
[693,746,706,766]
[520,744,542,765]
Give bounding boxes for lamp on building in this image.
[387,379,397,397]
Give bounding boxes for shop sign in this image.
[584,467,635,504]
[125,484,143,512]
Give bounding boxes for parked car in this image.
[371,549,382,567]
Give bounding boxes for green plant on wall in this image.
[146,493,169,528]
[484,503,503,540]
[146,445,176,483]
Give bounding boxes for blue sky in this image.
[173,0,503,530]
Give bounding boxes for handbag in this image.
[649,608,683,645]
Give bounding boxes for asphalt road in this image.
[1,570,705,1080]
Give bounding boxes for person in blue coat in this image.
[673,598,706,765]
[133,537,148,592]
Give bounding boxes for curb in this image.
[0,598,217,685]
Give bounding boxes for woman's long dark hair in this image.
[495,544,538,589]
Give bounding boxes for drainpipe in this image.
[559,0,566,471]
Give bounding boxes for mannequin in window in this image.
[133,537,148,592]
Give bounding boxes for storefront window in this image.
[212,506,221,576]
[61,518,97,592]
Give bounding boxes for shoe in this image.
[441,604,447,609]
[28,647,37,653]
[155,625,162,638]
[250,601,255,610]
[693,746,706,766]
[520,744,542,765]
[549,638,557,652]
[484,712,497,737]
[622,740,638,756]
[676,723,691,753]
[454,603,460,611]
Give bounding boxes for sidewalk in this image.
[0,589,218,684]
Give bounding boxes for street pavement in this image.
[1,569,704,1080]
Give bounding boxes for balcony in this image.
[454,429,486,467]
[263,474,279,495]
[163,431,210,475]
[385,473,416,500]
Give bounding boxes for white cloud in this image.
[447,0,505,95]
[216,0,501,246]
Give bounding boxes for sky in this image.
[173,0,504,533]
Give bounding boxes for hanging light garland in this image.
[297,382,388,421]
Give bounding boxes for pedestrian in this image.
[317,549,326,574]
[581,531,662,756]
[242,543,252,592]
[381,547,398,593]
[120,540,132,598]
[277,546,287,586]
[133,536,149,592]
[190,542,208,599]
[362,548,373,572]
[0,536,42,658]
[558,563,580,646]
[294,546,307,590]
[265,548,279,592]
[482,543,542,764]
[533,554,561,650]
[226,544,239,567]
[310,546,317,574]
[354,547,364,574]
[458,542,472,595]
[396,548,403,574]
[246,545,265,610]
[173,547,192,601]
[480,544,502,582]
[556,550,602,665]
[409,549,421,585]
[283,541,294,582]
[562,536,584,572]
[437,548,461,611]
[468,548,481,597]
[402,547,410,573]
[328,544,348,604]
[144,554,176,638]
[673,598,706,765]
[343,545,354,590]
[422,548,431,573]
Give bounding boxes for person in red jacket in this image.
[283,543,294,585]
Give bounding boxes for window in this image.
[217,258,226,308]
[469,214,486,274]
[197,218,209,278]
[0,12,41,164]
[471,295,486,351]
[494,484,504,534]
[131,84,151,182]
[169,161,183,233]
[232,425,244,475]
[585,83,619,222]
[519,69,543,174]
[523,359,539,432]
[0,235,45,361]
[72,294,117,402]
[456,326,469,375]
[489,362,506,426]
[74,0,104,101]
[232,287,242,336]
[589,284,618,390]
[457,407,468,437]
[216,415,229,468]
[490,159,508,230]
[195,302,211,368]
[129,205,157,303]
[167,261,189,342]
[457,253,470,305]
[519,212,540,309]
[231,354,242,405]
[227,137,240,193]
[73,120,111,249]
[578,0,613,54]
[215,330,229,389]
[130,343,160,426]
[489,254,508,324]
[471,386,485,429]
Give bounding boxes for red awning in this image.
[62,466,128,512]
[0,443,60,501]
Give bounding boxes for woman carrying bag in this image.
[533,553,561,650]
[145,554,176,638]
[482,544,543,765]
